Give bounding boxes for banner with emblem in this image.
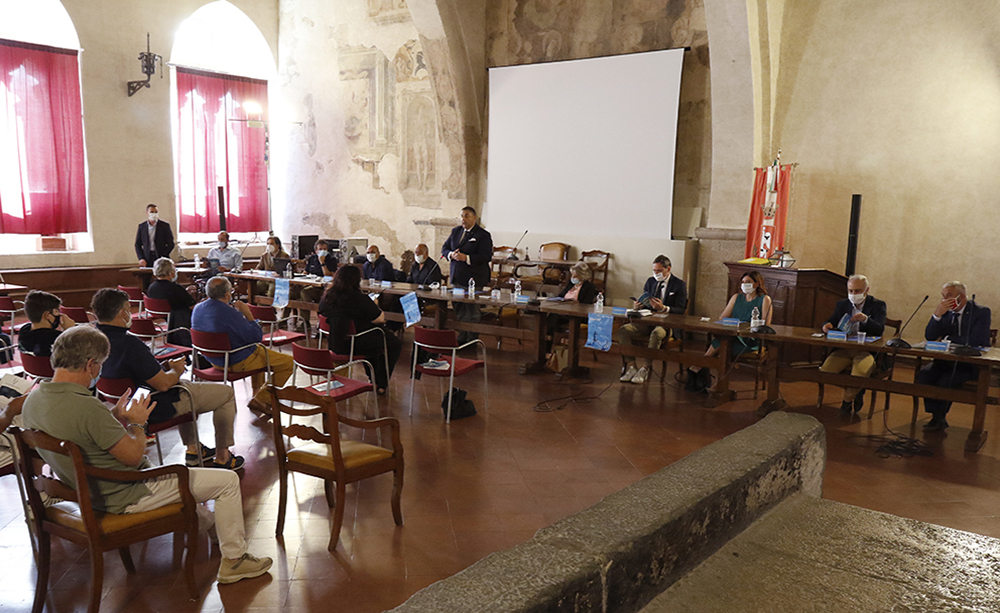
[745,161,794,259]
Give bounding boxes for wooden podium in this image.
[725,262,847,364]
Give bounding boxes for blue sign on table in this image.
[612,306,627,316]
[273,278,290,310]
[381,280,393,287]
[925,341,950,353]
[585,313,613,352]
[401,292,421,328]
[826,330,847,341]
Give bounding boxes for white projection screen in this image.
[485,49,685,240]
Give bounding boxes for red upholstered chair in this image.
[0,295,25,336]
[317,316,330,347]
[117,285,146,320]
[141,295,171,327]
[21,352,55,384]
[129,317,192,362]
[95,377,201,465]
[189,330,269,400]
[248,304,307,350]
[291,342,378,417]
[408,327,488,423]
[59,306,92,324]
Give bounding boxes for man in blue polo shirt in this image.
[192,277,294,415]
[91,288,243,470]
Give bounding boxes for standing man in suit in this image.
[917,281,991,431]
[441,206,493,344]
[819,274,887,414]
[618,255,688,384]
[134,204,175,267]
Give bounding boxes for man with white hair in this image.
[917,281,992,431]
[20,326,272,584]
[819,274,887,413]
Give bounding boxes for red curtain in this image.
[175,68,268,233]
[744,164,793,259]
[0,39,87,234]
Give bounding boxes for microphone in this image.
[884,295,929,349]
[953,293,981,356]
[751,294,776,334]
[509,230,528,260]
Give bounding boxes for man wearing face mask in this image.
[917,281,992,431]
[206,231,243,273]
[407,243,442,286]
[18,290,76,357]
[618,255,688,384]
[134,204,175,268]
[298,240,339,330]
[363,245,396,282]
[819,274,887,414]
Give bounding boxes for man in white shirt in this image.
[206,231,243,272]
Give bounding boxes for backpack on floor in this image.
[442,387,477,420]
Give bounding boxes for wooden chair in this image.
[491,245,516,286]
[581,250,610,293]
[11,427,200,613]
[516,242,571,288]
[267,386,403,551]
[248,304,307,350]
[408,327,488,422]
[815,318,902,419]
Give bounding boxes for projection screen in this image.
[484,48,685,240]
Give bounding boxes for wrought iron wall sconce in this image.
[127,33,162,97]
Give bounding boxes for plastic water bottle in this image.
[595,292,604,313]
[514,279,522,299]
[468,278,476,297]
[491,287,501,300]
[193,253,200,268]
[751,306,762,328]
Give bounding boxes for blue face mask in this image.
[571,277,581,285]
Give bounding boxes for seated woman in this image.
[545,262,597,353]
[687,270,772,392]
[147,257,197,346]
[318,265,402,395]
[255,235,290,298]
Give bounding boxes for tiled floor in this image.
[2,338,1000,612]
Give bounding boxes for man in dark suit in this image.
[441,206,493,343]
[134,203,175,267]
[819,274,887,413]
[618,255,688,384]
[407,243,442,286]
[917,281,992,431]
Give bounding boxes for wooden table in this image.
[0,283,27,296]
[122,265,211,285]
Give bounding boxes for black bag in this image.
[684,368,712,393]
[0,332,11,365]
[442,387,477,420]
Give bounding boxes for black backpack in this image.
[441,387,477,420]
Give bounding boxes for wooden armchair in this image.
[516,242,571,288]
[267,386,404,551]
[815,317,901,419]
[491,246,516,286]
[11,427,200,613]
[581,249,610,292]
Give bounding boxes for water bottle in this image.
[491,286,500,300]
[751,306,762,328]
[468,278,476,297]
[595,292,604,313]
[514,279,522,299]
[193,253,201,268]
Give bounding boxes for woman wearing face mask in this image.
[148,257,197,346]
[544,262,597,353]
[255,236,290,298]
[687,271,771,392]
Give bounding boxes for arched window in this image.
[171,1,275,235]
[0,0,87,252]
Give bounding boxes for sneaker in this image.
[185,444,216,466]
[211,454,246,470]
[922,416,949,432]
[631,366,649,384]
[217,552,273,584]
[620,365,638,383]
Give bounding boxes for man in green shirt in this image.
[21,326,271,585]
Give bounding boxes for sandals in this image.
[211,454,246,470]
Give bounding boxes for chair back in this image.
[190,330,233,358]
[292,342,335,375]
[414,326,458,349]
[117,285,143,306]
[129,317,160,338]
[142,295,172,319]
[0,295,22,315]
[319,317,330,334]
[96,377,133,403]
[267,386,345,470]
[581,250,610,290]
[11,429,83,525]
[21,352,55,380]
[249,304,278,323]
[538,242,569,261]
[884,318,902,338]
[60,306,90,323]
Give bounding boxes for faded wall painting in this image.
[368,0,411,25]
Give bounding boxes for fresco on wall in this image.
[368,0,411,25]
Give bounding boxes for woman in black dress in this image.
[318,265,401,395]
[147,257,197,346]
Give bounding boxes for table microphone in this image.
[751,295,776,334]
[884,295,928,349]
[508,230,528,260]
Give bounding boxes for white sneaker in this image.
[217,552,273,584]
[620,365,638,383]
[631,367,649,384]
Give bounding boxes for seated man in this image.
[92,288,243,469]
[18,290,76,357]
[192,277,294,416]
[407,243,442,286]
[819,274,887,413]
[917,281,991,432]
[206,231,242,272]
[20,326,272,584]
[618,255,688,384]
[298,239,339,329]
[363,245,395,282]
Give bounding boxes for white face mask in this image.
[218,241,228,250]
[267,244,277,255]
[366,253,378,263]
[848,292,866,305]
[741,282,755,295]
[314,249,326,259]
[571,277,581,285]
[147,212,158,223]
[415,254,426,264]
[652,272,665,282]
